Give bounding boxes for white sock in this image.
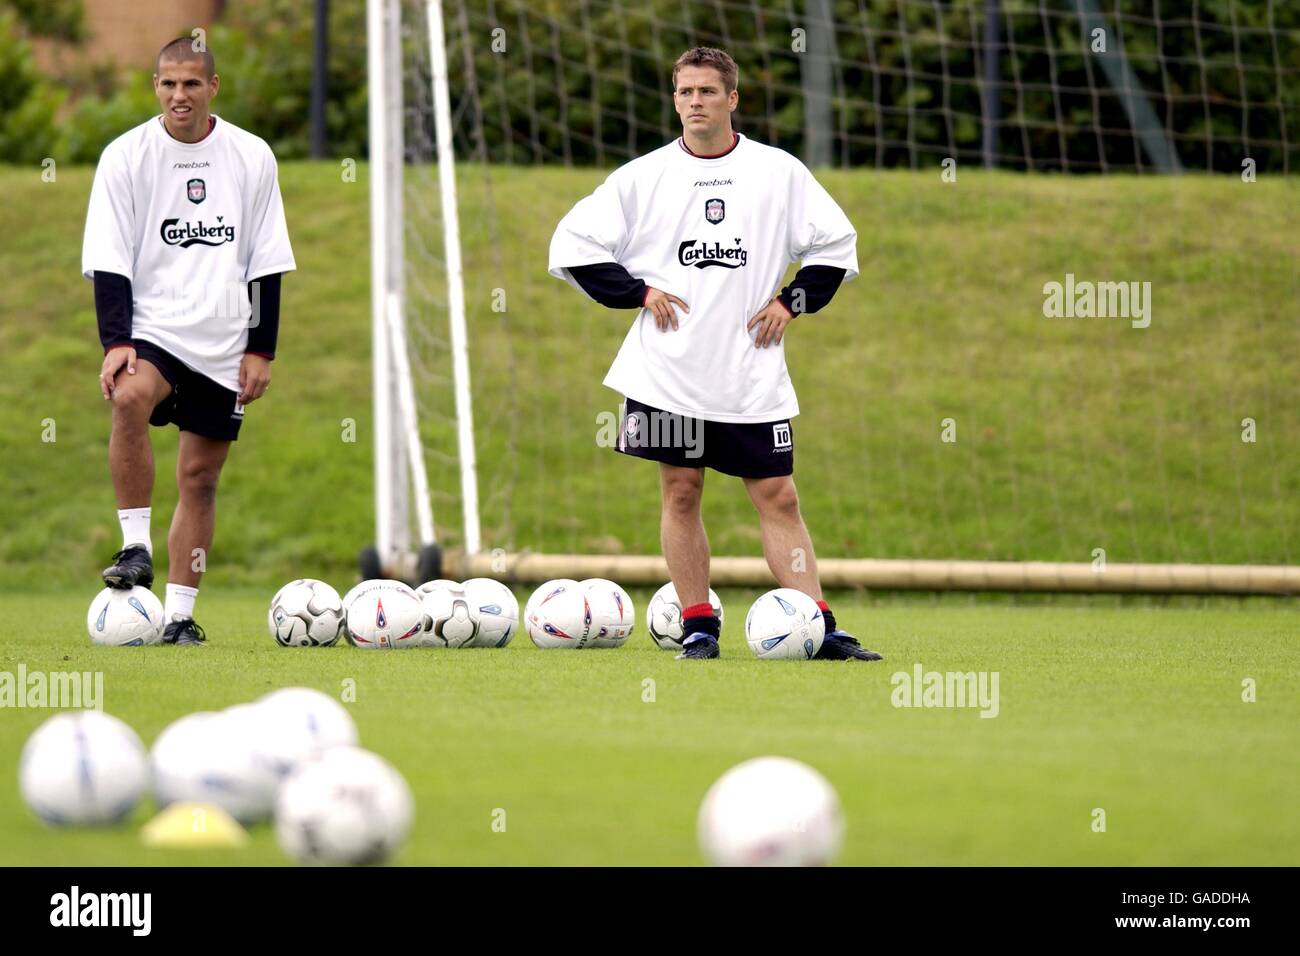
[118,508,152,553]
[165,584,198,623]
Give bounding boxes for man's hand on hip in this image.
[238,353,272,404]
[644,287,689,331]
[747,297,795,348]
[100,346,136,400]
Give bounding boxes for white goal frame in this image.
[366,0,481,579]
[365,0,1296,596]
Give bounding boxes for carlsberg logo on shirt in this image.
[678,238,748,269]
[159,216,236,248]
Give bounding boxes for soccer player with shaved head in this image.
[83,37,296,645]
[549,47,881,660]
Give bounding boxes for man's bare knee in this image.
[750,478,800,518]
[662,469,704,518]
[110,385,156,428]
[178,460,222,505]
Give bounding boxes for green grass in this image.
[1,161,1296,864]
[0,164,1297,592]
[1,590,1296,865]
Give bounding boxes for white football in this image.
[645,582,723,651]
[253,687,359,777]
[415,579,460,594]
[462,578,519,648]
[276,745,414,866]
[20,711,149,825]
[268,579,345,647]
[416,580,479,648]
[341,577,412,619]
[581,578,635,648]
[86,586,164,646]
[341,581,366,617]
[744,588,825,660]
[524,579,592,648]
[698,756,844,866]
[151,709,279,824]
[345,580,424,649]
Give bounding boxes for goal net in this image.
[372,0,1299,591]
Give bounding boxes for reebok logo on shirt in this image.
[678,238,748,269]
[159,217,236,248]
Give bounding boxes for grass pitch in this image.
[1,589,1295,866]
[0,161,1295,865]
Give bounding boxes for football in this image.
[86,586,165,646]
[340,580,367,618]
[342,576,417,621]
[20,711,149,826]
[582,578,635,648]
[462,577,519,647]
[524,578,591,648]
[415,579,461,593]
[252,687,359,777]
[698,756,844,866]
[150,708,279,824]
[645,582,724,651]
[345,579,425,649]
[267,579,345,647]
[415,580,479,648]
[744,588,825,660]
[275,745,414,866]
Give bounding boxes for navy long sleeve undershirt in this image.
[92,271,283,358]
[93,272,133,351]
[567,261,847,315]
[777,265,847,316]
[245,273,282,358]
[568,262,647,309]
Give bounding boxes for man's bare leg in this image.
[743,474,822,599]
[167,431,231,590]
[108,359,170,510]
[660,463,709,606]
[102,359,171,588]
[744,473,882,660]
[659,463,719,655]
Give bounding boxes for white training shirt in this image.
[82,114,296,391]
[548,132,857,422]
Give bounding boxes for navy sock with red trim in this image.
[816,600,837,635]
[682,602,721,641]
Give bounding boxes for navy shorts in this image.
[132,339,244,442]
[614,396,794,478]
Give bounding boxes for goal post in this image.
[365,0,478,582]
[423,0,482,559]
[365,0,406,579]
